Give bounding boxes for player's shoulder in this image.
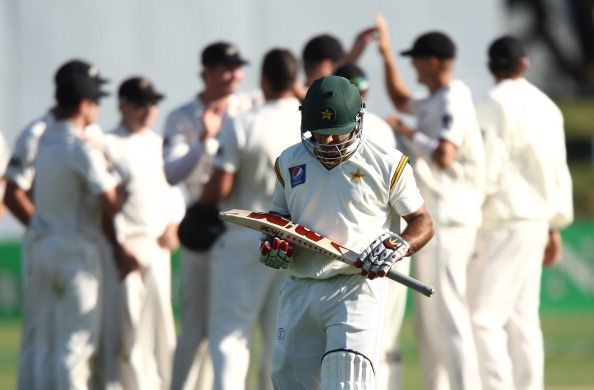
[165,98,199,122]
[229,89,265,114]
[445,80,474,102]
[277,141,307,164]
[362,137,405,163]
[18,112,53,143]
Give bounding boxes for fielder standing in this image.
[27,71,136,389]
[261,75,434,388]
[103,77,184,390]
[163,41,262,390]
[469,36,573,390]
[199,48,302,390]
[2,59,112,390]
[376,15,485,390]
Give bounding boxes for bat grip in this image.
[387,268,435,297]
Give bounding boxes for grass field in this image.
[2,312,593,389]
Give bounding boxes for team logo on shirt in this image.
[442,113,453,128]
[320,106,336,121]
[288,164,306,188]
[350,168,365,183]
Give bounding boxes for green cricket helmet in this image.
[300,75,365,168]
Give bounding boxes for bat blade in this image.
[219,209,434,297]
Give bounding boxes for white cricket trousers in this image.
[414,226,480,390]
[118,236,176,390]
[170,247,213,390]
[468,222,548,390]
[271,274,387,390]
[28,232,102,390]
[376,258,410,390]
[208,228,282,390]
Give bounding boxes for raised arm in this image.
[376,13,413,113]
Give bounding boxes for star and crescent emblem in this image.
[320,107,335,121]
[350,168,365,183]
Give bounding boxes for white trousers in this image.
[170,247,213,390]
[376,257,410,390]
[92,238,121,390]
[28,233,103,390]
[271,273,387,390]
[414,226,480,390]
[208,229,282,390]
[118,236,176,390]
[468,223,548,390]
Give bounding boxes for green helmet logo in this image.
[320,107,336,121]
[301,76,362,135]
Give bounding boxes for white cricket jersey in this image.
[214,97,302,218]
[364,111,397,149]
[271,138,424,279]
[31,120,118,236]
[476,78,573,229]
[104,126,181,238]
[410,80,485,227]
[163,91,264,203]
[6,111,104,192]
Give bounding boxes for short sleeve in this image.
[163,111,192,161]
[5,123,45,191]
[389,159,424,217]
[268,157,290,216]
[438,94,465,146]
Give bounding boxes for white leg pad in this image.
[321,350,376,389]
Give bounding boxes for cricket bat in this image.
[219,209,434,297]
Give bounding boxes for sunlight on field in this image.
[2,312,593,389]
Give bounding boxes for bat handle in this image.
[386,268,435,297]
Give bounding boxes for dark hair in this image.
[302,34,345,74]
[262,48,298,92]
[488,35,527,77]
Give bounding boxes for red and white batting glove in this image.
[259,236,294,269]
[355,232,409,279]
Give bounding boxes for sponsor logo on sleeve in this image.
[288,164,306,188]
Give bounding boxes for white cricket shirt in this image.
[163,91,263,202]
[271,137,424,279]
[410,80,485,227]
[476,78,573,228]
[31,120,118,236]
[214,97,302,216]
[104,126,182,238]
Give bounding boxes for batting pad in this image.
[321,350,375,389]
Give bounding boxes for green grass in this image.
[555,98,594,219]
[557,99,594,138]
[3,312,594,389]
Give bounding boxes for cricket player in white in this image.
[260,76,434,389]
[470,36,573,390]
[2,60,113,390]
[376,16,485,390]
[334,62,410,390]
[199,48,302,390]
[103,77,184,390]
[27,72,133,389]
[163,42,262,390]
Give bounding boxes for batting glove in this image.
[259,236,294,270]
[355,232,409,279]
